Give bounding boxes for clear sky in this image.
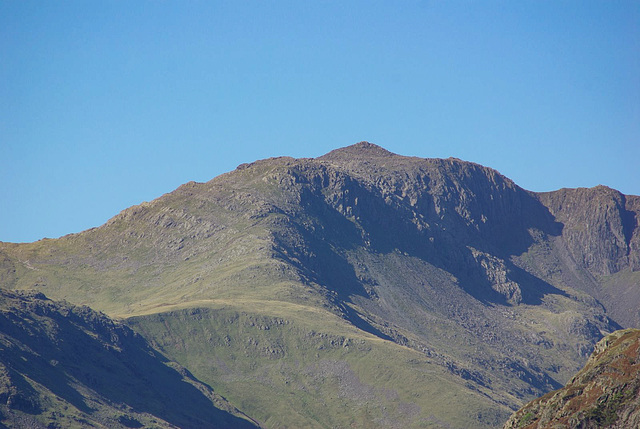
[1,1,638,243]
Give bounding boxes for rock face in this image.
[539,187,640,275]
[0,142,638,428]
[538,188,640,327]
[0,289,257,428]
[503,329,640,429]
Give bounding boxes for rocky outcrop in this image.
[503,329,640,429]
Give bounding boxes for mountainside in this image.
[503,328,640,429]
[1,142,638,428]
[0,289,257,428]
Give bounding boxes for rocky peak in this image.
[319,141,396,161]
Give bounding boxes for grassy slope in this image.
[128,302,511,428]
[0,159,325,317]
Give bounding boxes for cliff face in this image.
[537,188,640,327]
[538,187,640,275]
[503,329,640,429]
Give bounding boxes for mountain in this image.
[0,289,257,428]
[503,328,640,429]
[1,142,638,428]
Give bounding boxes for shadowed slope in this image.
[0,289,258,428]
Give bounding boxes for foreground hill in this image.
[503,328,640,429]
[0,289,257,428]
[1,142,638,427]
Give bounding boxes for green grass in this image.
[128,303,512,429]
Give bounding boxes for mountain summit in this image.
[1,143,638,428]
[320,141,397,159]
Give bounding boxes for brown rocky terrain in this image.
[503,328,640,429]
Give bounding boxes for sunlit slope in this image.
[0,157,322,316]
[129,302,513,428]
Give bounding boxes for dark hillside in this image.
[0,289,257,428]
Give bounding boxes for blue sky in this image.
[1,1,638,243]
